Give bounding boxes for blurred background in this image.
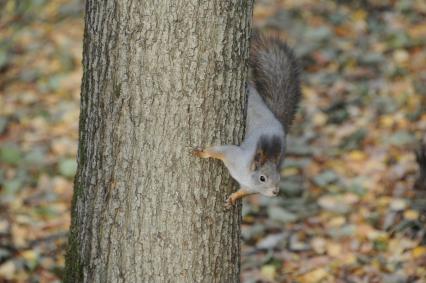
[0,0,425,282]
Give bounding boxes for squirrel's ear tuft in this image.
[253,135,283,169]
[251,149,267,171]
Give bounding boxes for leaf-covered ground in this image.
[0,0,425,282]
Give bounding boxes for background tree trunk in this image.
[65,0,253,282]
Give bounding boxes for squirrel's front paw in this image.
[192,147,206,158]
[224,195,236,210]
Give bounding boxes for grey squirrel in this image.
[193,34,301,208]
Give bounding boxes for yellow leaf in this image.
[352,10,367,21]
[313,112,327,127]
[409,23,426,39]
[21,249,38,270]
[261,265,276,281]
[341,254,357,265]
[11,225,27,247]
[21,250,37,262]
[302,86,318,99]
[348,150,366,162]
[379,115,394,128]
[326,242,342,257]
[412,247,426,258]
[404,210,419,220]
[283,167,299,176]
[378,196,391,207]
[328,216,345,227]
[301,268,328,283]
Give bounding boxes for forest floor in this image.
[0,0,425,282]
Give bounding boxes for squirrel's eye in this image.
[259,175,266,182]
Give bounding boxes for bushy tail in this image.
[250,34,301,130]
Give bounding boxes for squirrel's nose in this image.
[272,187,279,196]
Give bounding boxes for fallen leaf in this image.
[261,265,276,281]
[0,261,16,280]
[300,268,328,283]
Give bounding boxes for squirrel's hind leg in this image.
[192,146,226,161]
[192,145,240,163]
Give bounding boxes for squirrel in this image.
[193,34,301,208]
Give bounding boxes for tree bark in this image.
[65,1,253,282]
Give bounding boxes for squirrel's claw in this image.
[224,195,236,210]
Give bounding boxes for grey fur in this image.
[193,34,301,206]
[250,34,301,130]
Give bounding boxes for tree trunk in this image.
[65,1,253,282]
